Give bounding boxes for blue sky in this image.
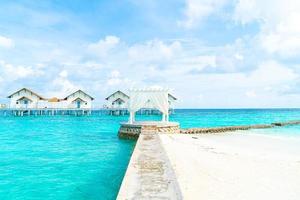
[0,0,300,108]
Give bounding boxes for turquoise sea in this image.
[1,109,300,200]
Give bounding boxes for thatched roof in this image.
[48,97,61,102]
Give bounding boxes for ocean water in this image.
[0,109,300,200]
[170,109,300,129]
[0,115,135,200]
[246,124,300,139]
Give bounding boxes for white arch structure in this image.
[128,88,169,124]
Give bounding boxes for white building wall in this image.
[112,100,128,109]
[36,100,49,109]
[46,102,68,109]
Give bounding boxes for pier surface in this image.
[117,130,182,199]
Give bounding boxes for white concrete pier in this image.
[117,130,182,199]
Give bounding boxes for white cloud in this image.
[1,32,299,108]
[128,39,181,62]
[49,76,79,97]
[1,2,300,108]
[245,90,257,98]
[83,36,299,108]
[261,12,300,57]
[107,70,121,86]
[182,55,216,68]
[179,0,228,28]
[110,70,120,78]
[179,59,299,107]
[210,49,245,73]
[179,55,216,74]
[59,70,68,78]
[233,0,261,24]
[234,0,300,57]
[248,60,298,85]
[106,70,135,88]
[0,35,14,48]
[234,53,244,60]
[0,60,43,80]
[88,35,120,57]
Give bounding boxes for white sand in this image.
[159,132,300,200]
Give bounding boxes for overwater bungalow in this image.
[7,88,94,116]
[105,90,130,109]
[7,88,45,109]
[63,89,94,109]
[105,90,130,115]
